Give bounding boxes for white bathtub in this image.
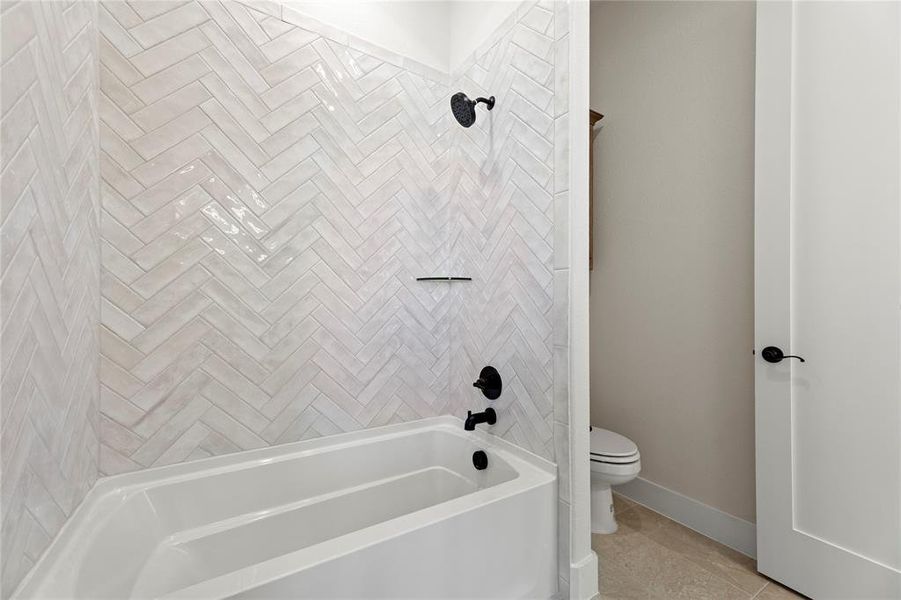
[14,417,557,599]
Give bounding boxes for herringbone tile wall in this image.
[97,0,460,475]
[0,0,101,595]
[97,0,563,467]
[448,2,559,460]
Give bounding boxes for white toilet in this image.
[590,427,641,534]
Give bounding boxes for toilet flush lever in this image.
[761,346,805,364]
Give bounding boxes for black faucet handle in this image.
[473,366,502,400]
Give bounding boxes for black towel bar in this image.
[415,277,472,282]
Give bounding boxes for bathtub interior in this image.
[44,425,526,599]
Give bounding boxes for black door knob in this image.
[761,346,805,363]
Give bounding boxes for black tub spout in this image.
[464,408,497,431]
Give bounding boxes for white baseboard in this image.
[615,477,757,558]
[569,551,599,600]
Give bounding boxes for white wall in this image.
[285,1,520,73]
[567,1,599,597]
[284,1,451,72]
[589,1,757,522]
[448,1,521,72]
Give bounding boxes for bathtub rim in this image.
[84,415,553,496]
[14,416,556,599]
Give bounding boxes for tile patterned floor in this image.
[593,495,807,600]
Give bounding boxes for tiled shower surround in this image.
[0,0,570,594]
[97,0,563,472]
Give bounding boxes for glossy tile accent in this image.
[98,0,456,474]
[595,497,808,600]
[0,1,101,595]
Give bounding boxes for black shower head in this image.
[450,92,495,128]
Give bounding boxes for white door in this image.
[755,2,901,599]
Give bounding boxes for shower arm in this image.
[474,96,496,110]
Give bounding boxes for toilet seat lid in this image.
[590,427,638,458]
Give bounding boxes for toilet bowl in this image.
[590,427,640,534]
